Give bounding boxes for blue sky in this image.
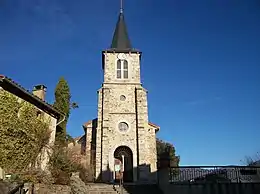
[1,0,260,166]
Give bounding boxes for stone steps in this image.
[86,183,118,194]
[114,184,163,194]
[87,190,117,193]
[85,183,163,194]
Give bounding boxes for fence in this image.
[158,166,260,194]
[169,166,260,183]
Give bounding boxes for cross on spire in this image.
[120,0,123,13]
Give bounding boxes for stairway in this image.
[114,184,164,194]
[86,183,118,194]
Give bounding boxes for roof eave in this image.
[148,121,160,132]
[0,75,64,119]
[102,48,141,54]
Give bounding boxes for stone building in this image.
[83,8,160,183]
[0,75,65,178]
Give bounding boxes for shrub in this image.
[67,144,95,183]
[48,143,95,185]
[48,145,75,185]
[0,90,50,174]
[78,165,95,183]
[18,168,53,184]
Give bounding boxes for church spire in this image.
[110,0,132,51]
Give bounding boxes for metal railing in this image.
[169,166,260,184]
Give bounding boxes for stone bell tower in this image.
[92,4,159,183]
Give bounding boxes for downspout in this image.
[56,114,66,126]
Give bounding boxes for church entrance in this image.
[114,146,133,182]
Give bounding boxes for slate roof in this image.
[102,10,141,70]
[149,122,160,132]
[111,12,132,50]
[0,75,64,119]
[103,10,140,54]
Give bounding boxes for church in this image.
[82,6,160,183]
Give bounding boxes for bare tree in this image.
[242,152,260,166]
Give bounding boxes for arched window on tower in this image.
[123,60,128,79]
[117,60,122,79]
[116,59,128,79]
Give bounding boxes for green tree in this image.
[53,77,78,144]
[156,138,180,178]
[156,138,180,167]
[53,77,71,144]
[0,90,50,173]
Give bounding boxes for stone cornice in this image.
[103,82,142,86]
[109,112,136,115]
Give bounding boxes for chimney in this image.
[33,85,47,101]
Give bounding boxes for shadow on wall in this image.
[78,135,86,155]
[95,163,156,183]
[95,164,112,183]
[90,119,97,172]
[95,164,163,194]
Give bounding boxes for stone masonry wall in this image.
[85,124,93,165]
[103,52,141,84]
[135,86,157,182]
[106,84,138,181]
[39,114,57,171]
[94,52,157,182]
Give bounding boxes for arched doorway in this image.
[114,146,133,182]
